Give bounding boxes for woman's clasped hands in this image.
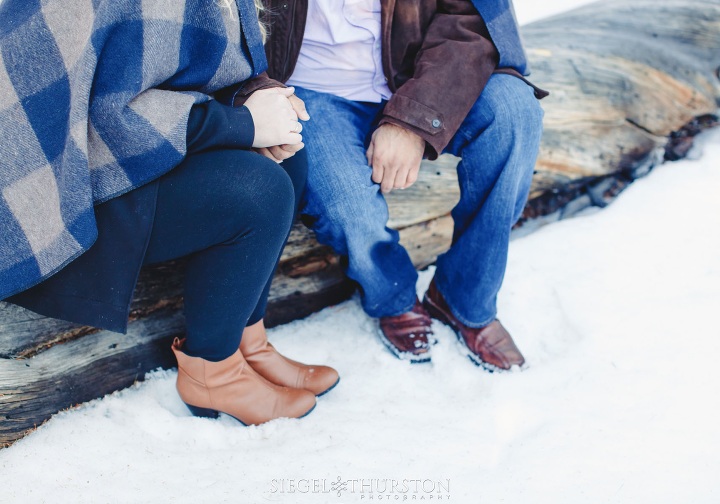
[244,86,310,163]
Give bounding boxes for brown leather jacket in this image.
[234,0,544,158]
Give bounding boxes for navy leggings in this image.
[143,149,307,361]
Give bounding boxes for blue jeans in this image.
[296,74,543,327]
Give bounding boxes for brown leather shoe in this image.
[171,338,316,425]
[423,280,526,372]
[377,298,434,363]
[240,320,340,397]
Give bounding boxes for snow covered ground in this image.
[2,1,719,503]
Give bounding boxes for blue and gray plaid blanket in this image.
[0,0,264,299]
[472,0,528,74]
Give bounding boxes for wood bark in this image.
[2,0,719,446]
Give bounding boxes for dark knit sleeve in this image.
[186,100,255,153]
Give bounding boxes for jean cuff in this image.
[433,276,497,329]
[362,281,418,319]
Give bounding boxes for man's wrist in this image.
[377,117,435,159]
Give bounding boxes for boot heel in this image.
[186,404,219,419]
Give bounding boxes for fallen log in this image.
[1,0,719,446]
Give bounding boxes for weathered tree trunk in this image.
[2,0,719,446]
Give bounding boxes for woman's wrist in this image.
[186,101,255,153]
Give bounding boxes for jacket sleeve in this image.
[379,0,498,159]
[215,72,286,108]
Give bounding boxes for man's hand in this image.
[366,123,425,194]
[288,92,310,121]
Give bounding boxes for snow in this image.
[2,1,720,503]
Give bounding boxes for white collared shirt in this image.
[286,0,392,102]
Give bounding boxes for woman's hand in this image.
[250,89,311,162]
[244,87,304,148]
[254,142,305,163]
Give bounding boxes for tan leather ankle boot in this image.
[240,321,340,396]
[171,338,316,425]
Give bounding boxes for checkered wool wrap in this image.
[472,0,528,74]
[0,0,264,299]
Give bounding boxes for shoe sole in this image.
[375,326,432,364]
[422,296,507,373]
[184,402,316,425]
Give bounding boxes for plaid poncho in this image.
[0,0,265,299]
[472,0,528,74]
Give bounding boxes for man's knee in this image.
[457,75,543,147]
[302,183,390,252]
[484,76,543,137]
